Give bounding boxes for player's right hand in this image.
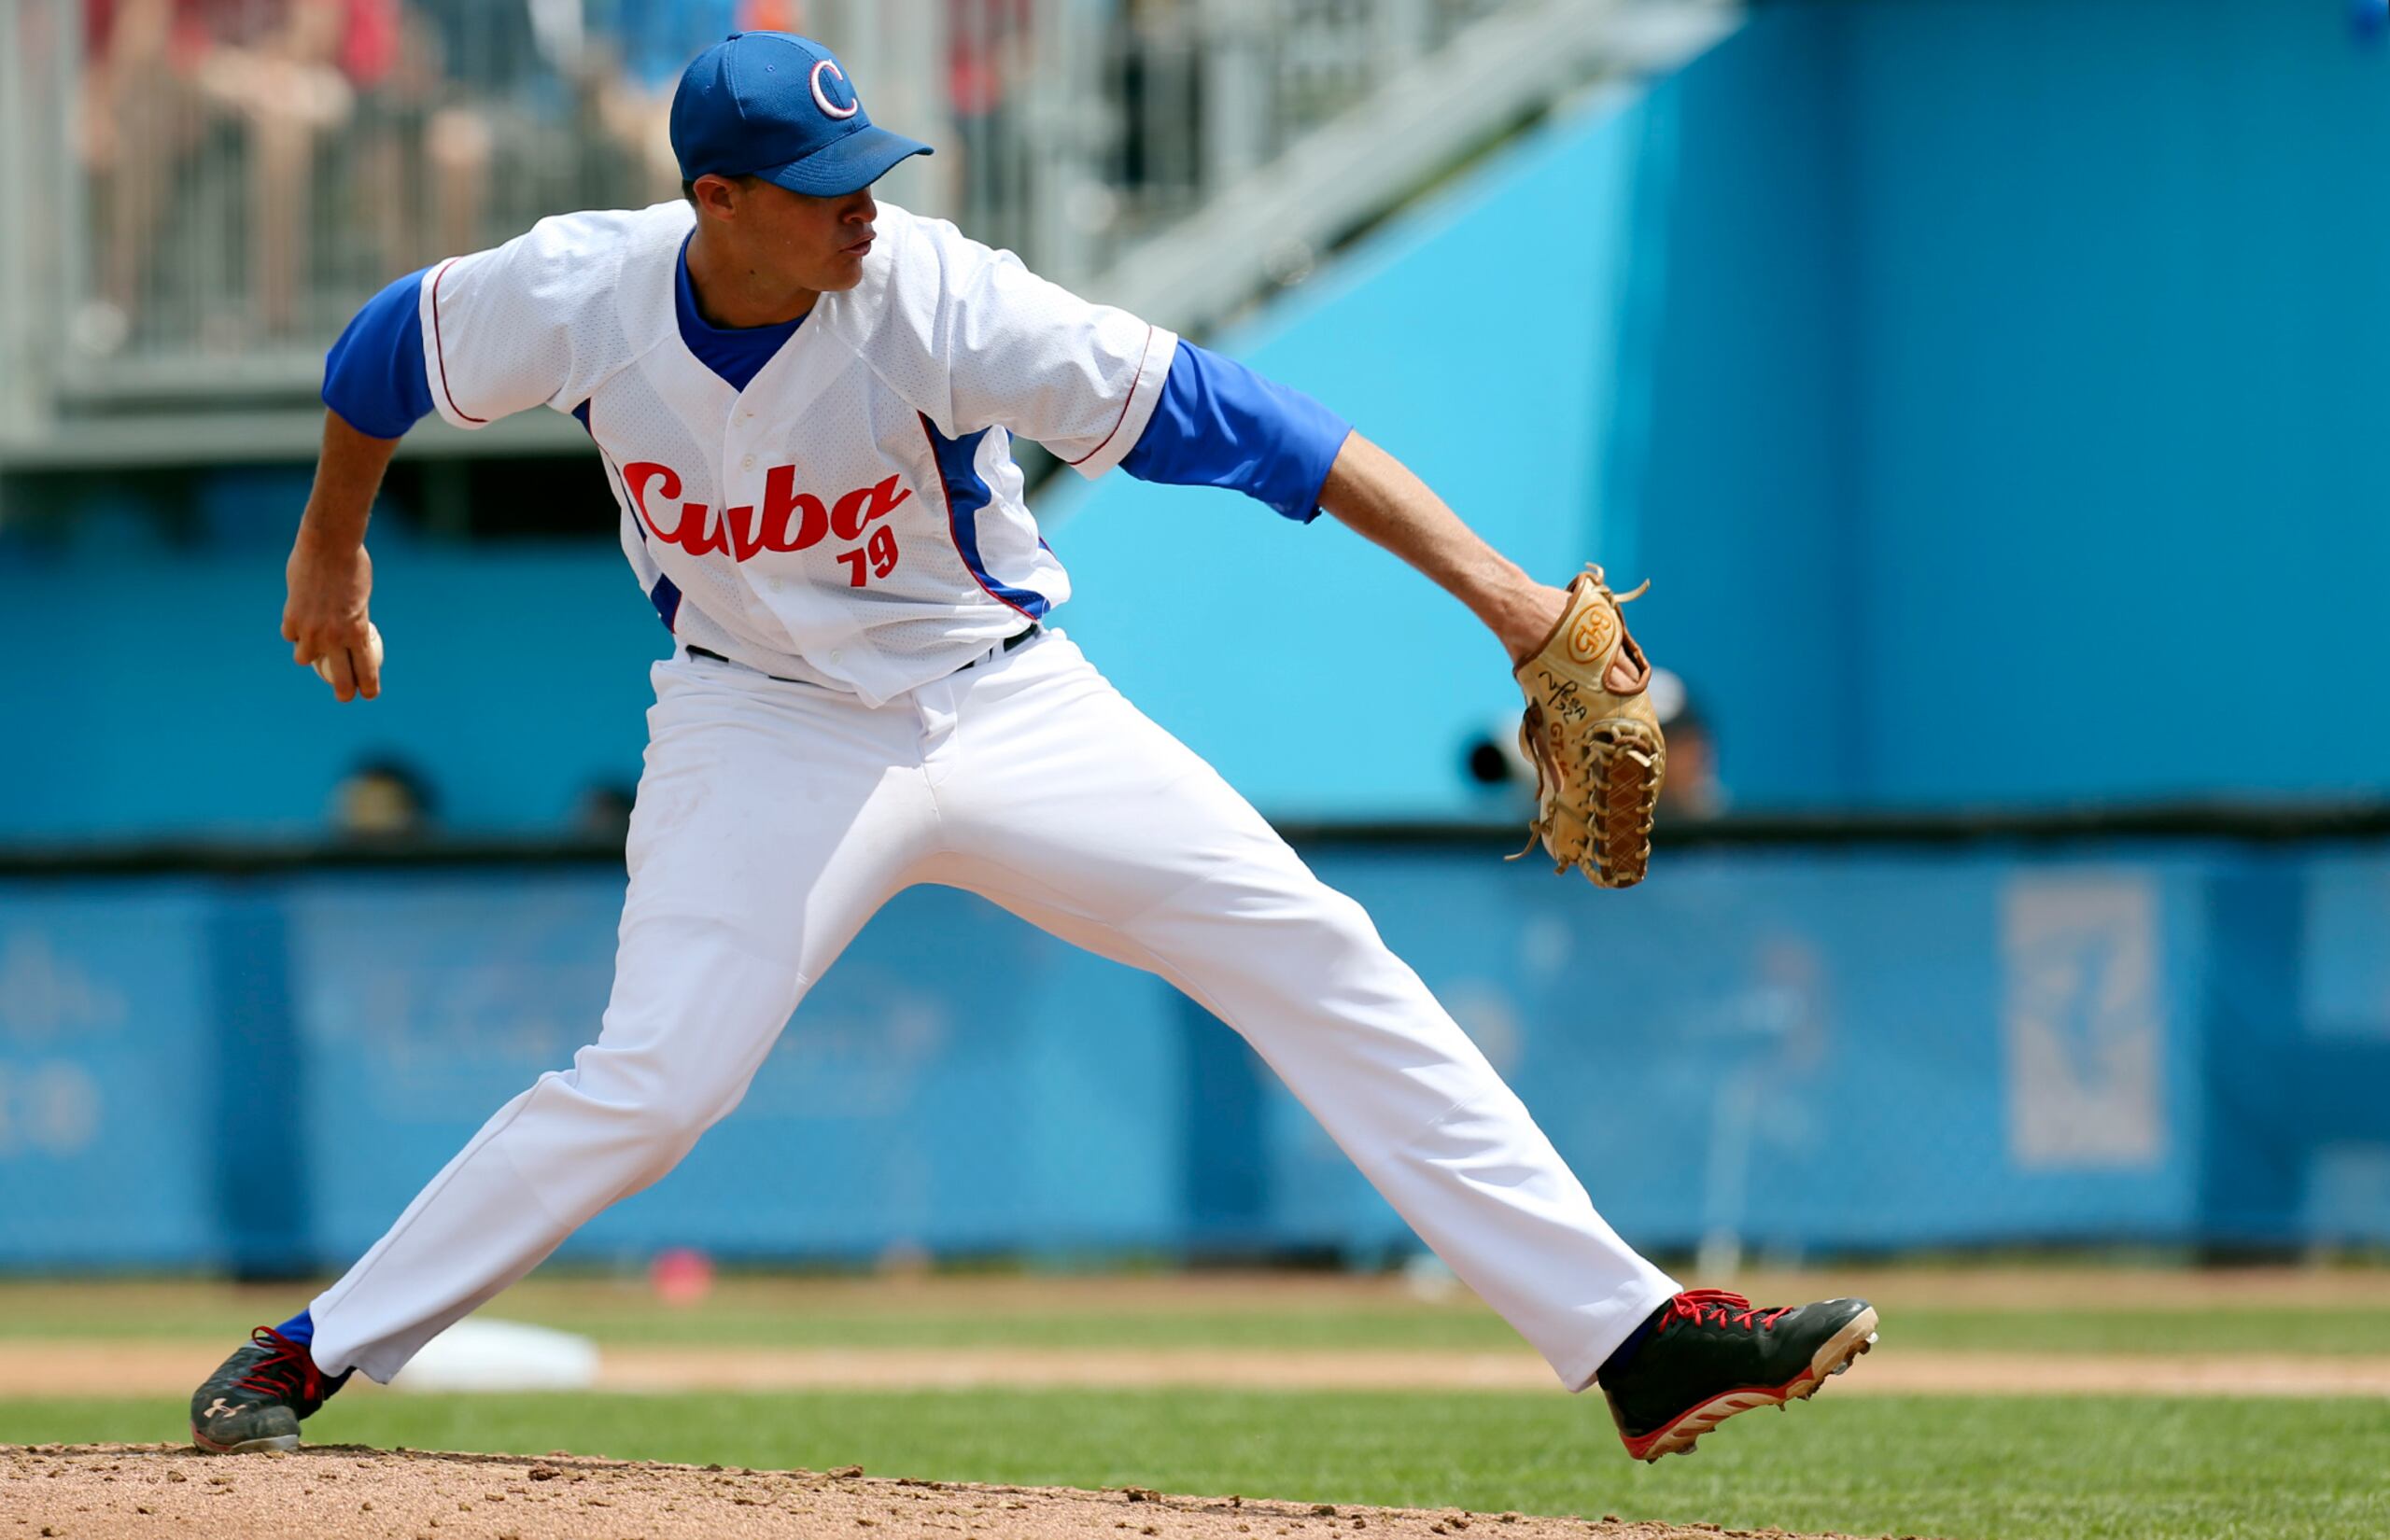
[284,537,381,702]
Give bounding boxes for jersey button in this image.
[740,454,755,469]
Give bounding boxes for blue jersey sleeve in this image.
[1119,342,1353,523]
[322,268,434,439]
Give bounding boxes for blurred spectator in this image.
[572,780,638,843]
[1462,727,1524,797]
[949,0,1033,245]
[1649,667,1724,820]
[585,0,755,209]
[405,0,556,260]
[201,0,394,336]
[350,0,606,272]
[331,754,436,838]
[1110,0,1201,217]
[81,0,383,343]
[80,0,187,345]
[345,1,450,272]
[1461,667,1723,820]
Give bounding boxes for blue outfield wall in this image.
[3,840,2386,1270]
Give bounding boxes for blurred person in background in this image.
[348,0,620,274]
[81,0,382,343]
[344,1,449,273]
[571,780,639,843]
[329,754,435,839]
[214,0,398,336]
[1460,669,1721,821]
[79,0,190,345]
[402,0,589,259]
[1648,667,1722,820]
[1109,0,1200,220]
[587,1,802,209]
[947,0,1033,251]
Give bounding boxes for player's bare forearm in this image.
[285,411,401,701]
[1317,432,1569,666]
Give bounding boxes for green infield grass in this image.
[5,1389,2383,1540]
[7,1276,2390,1357]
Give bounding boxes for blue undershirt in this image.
[321,256,1348,520]
[672,233,807,391]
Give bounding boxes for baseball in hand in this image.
[314,623,385,685]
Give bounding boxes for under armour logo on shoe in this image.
[203,1398,240,1420]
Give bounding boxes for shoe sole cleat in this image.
[1632,1309,1879,1463]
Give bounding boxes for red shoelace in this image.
[232,1326,327,1404]
[1663,1289,1791,1332]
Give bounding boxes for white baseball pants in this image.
[308,632,1677,1390]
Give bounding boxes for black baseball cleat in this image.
[1598,1289,1877,1462]
[189,1325,351,1453]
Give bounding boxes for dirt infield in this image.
[0,1445,1889,1540]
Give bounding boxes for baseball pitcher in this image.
[190,32,1875,1465]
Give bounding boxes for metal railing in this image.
[0,0,1719,455]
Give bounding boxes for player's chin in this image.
[821,245,872,287]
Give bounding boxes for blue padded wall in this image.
[5,839,2385,1269]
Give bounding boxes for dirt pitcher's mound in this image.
[3,1444,1900,1540]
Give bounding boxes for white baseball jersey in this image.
[417,201,1178,704]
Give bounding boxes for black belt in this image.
[685,624,1036,683]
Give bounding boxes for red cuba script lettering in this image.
[756,465,829,554]
[624,461,727,556]
[832,475,912,539]
[626,462,913,567]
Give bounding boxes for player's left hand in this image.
[1499,583,1576,668]
[1509,567,1666,889]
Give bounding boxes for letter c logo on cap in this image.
[810,60,860,119]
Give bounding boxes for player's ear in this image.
[689,174,743,221]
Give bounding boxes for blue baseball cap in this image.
[670,33,933,197]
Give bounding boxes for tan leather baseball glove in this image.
[1510,567,1666,889]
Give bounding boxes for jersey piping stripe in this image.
[577,397,681,636]
[428,259,487,425]
[648,572,685,632]
[1062,325,1155,467]
[917,413,1050,622]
